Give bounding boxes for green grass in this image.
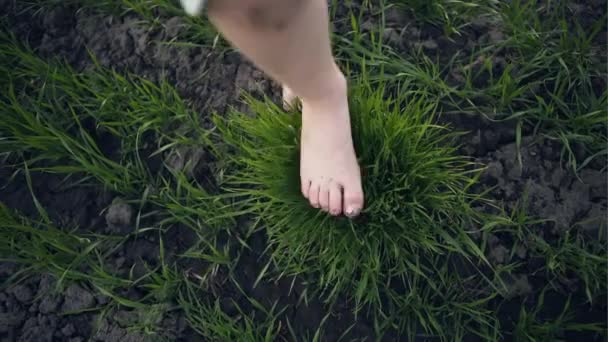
[19,0,608,173]
[386,0,499,36]
[21,0,221,47]
[335,0,607,171]
[0,32,241,338]
[1,197,248,339]
[492,195,608,304]
[214,78,500,339]
[529,229,607,304]
[0,26,235,254]
[466,0,607,170]
[178,278,283,341]
[0,199,182,330]
[0,31,231,233]
[512,288,605,342]
[0,202,127,289]
[1,1,606,340]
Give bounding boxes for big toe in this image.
[343,183,364,218]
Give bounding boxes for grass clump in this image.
[386,0,498,35]
[531,230,607,304]
[470,0,607,169]
[178,279,282,341]
[512,289,605,341]
[336,0,607,171]
[216,79,497,338]
[0,31,231,232]
[0,32,246,339]
[0,202,125,288]
[0,198,221,339]
[22,0,221,47]
[496,198,607,305]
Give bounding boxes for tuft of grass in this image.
[0,31,232,231]
[0,202,129,289]
[0,192,182,306]
[0,200,216,339]
[215,78,498,338]
[0,31,241,339]
[518,5,604,165]
[386,0,499,35]
[529,230,607,304]
[513,288,606,341]
[178,278,283,341]
[481,0,605,164]
[451,0,607,170]
[1,30,156,193]
[20,0,222,47]
[492,197,607,305]
[336,0,607,171]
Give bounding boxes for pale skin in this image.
[204,0,364,217]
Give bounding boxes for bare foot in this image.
[296,73,364,217]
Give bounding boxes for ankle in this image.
[300,67,347,106]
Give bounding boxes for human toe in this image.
[328,181,343,216]
[319,181,330,212]
[308,182,321,208]
[343,184,364,218]
[301,178,311,199]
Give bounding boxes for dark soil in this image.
[0,0,606,341]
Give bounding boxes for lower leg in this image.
[208,0,341,102]
[208,0,364,216]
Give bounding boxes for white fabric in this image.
[180,0,206,15]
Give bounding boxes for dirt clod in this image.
[490,244,509,264]
[61,323,76,337]
[62,284,96,312]
[38,295,62,314]
[501,274,533,299]
[105,200,133,233]
[10,285,33,303]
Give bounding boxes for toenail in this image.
[345,207,360,217]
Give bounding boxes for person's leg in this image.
[207,0,364,217]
